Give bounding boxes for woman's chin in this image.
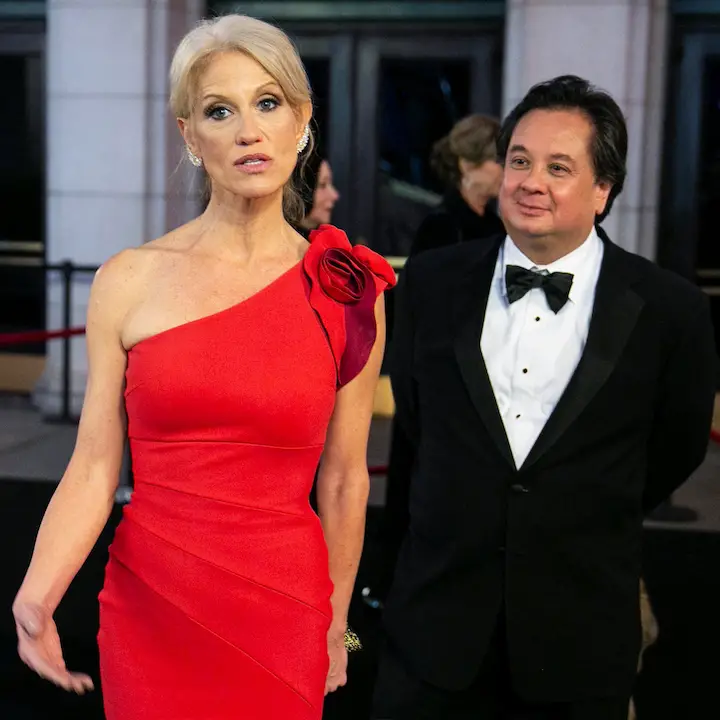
[215,177,284,202]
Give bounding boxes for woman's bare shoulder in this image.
[91,224,197,322]
[141,220,200,254]
[97,222,199,282]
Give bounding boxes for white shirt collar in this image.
[501,227,602,305]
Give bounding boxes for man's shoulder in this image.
[407,235,502,284]
[610,243,707,320]
[620,246,703,299]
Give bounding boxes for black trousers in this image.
[372,621,631,720]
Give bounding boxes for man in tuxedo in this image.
[372,75,716,719]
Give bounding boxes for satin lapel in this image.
[453,238,515,469]
[522,235,645,470]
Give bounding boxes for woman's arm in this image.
[316,294,386,691]
[14,251,134,617]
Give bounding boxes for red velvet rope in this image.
[0,326,86,347]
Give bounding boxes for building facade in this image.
[0,0,718,411]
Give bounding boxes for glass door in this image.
[290,34,354,231]
[352,34,501,254]
[660,27,720,351]
[0,22,46,346]
[210,3,505,248]
[697,53,720,275]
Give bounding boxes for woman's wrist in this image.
[329,595,350,631]
[14,581,56,615]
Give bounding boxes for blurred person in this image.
[411,113,505,256]
[12,14,395,720]
[373,75,715,720]
[297,149,340,233]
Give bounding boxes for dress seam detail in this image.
[129,437,325,449]
[104,554,316,710]
[124,515,333,621]
[136,479,309,518]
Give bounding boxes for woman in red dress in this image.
[12,14,395,720]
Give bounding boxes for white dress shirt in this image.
[480,229,604,468]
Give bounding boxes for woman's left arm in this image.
[317,294,386,694]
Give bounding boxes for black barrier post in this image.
[47,261,76,425]
[61,261,73,422]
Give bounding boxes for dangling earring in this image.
[297,126,310,154]
[186,146,203,168]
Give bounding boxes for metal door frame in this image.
[352,33,501,244]
[660,23,720,280]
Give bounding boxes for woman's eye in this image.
[206,106,230,120]
[258,97,279,112]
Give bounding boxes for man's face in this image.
[498,109,611,245]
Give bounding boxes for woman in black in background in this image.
[369,114,505,607]
[296,147,341,236]
[410,113,504,255]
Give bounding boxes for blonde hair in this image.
[430,114,500,189]
[169,14,313,221]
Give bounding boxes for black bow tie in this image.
[505,265,574,314]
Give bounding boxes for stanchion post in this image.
[61,260,73,423]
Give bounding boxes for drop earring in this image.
[296,126,310,154]
[186,146,203,168]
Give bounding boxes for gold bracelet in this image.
[344,627,362,652]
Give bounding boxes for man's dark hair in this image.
[497,75,627,222]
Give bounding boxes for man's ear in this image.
[594,180,612,216]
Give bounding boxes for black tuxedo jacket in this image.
[383,229,716,702]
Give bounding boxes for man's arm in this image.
[373,259,422,600]
[389,257,419,445]
[644,293,717,512]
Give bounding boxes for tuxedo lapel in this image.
[453,238,515,468]
[522,235,645,470]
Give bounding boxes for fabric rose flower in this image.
[303,224,397,387]
[317,247,373,305]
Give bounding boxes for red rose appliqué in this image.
[317,247,372,305]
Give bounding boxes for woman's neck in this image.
[458,184,488,217]
[196,188,300,262]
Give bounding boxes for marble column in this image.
[502,0,669,258]
[36,0,203,415]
